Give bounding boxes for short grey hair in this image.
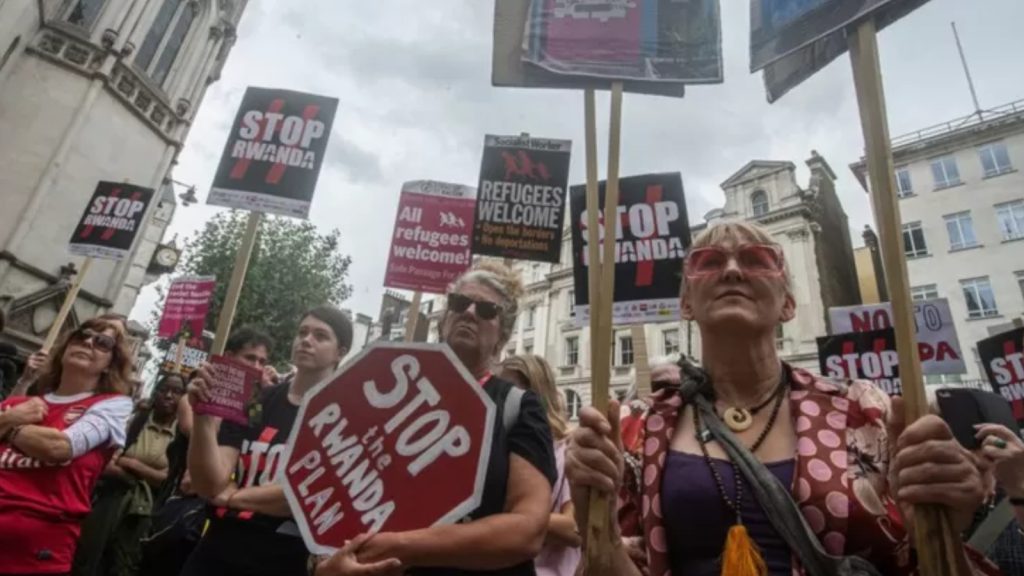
[449,269,521,348]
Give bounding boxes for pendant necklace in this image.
[717,371,787,433]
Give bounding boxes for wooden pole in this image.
[43,257,93,351]
[211,212,262,355]
[847,19,967,576]
[585,81,624,572]
[404,291,423,342]
[174,334,187,374]
[631,325,651,397]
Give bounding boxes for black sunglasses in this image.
[70,328,117,354]
[447,293,504,321]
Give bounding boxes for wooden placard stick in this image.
[631,325,651,397]
[848,19,967,576]
[174,334,188,374]
[585,81,625,572]
[404,291,423,342]
[211,212,262,355]
[43,257,93,351]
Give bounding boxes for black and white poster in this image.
[472,135,571,263]
[68,181,155,261]
[978,327,1024,423]
[817,328,901,396]
[569,173,689,326]
[208,87,339,219]
[750,0,932,101]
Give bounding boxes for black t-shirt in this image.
[410,375,557,576]
[190,383,308,576]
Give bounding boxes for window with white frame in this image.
[523,342,533,355]
[775,324,784,350]
[943,212,978,250]
[979,142,1013,177]
[996,200,1024,241]
[895,167,913,197]
[902,222,928,258]
[523,306,535,330]
[64,0,106,29]
[960,277,999,319]
[564,388,582,421]
[910,284,939,301]
[617,335,634,367]
[930,155,961,189]
[1016,271,1024,303]
[564,336,579,366]
[751,190,769,217]
[567,289,576,318]
[663,329,680,356]
[135,0,198,87]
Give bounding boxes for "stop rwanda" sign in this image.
[282,342,495,554]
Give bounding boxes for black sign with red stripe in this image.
[569,172,690,326]
[208,87,339,219]
[817,328,902,396]
[978,327,1024,423]
[68,181,155,261]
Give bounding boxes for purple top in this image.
[662,450,795,576]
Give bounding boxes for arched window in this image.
[751,189,769,217]
[64,0,106,30]
[564,388,582,421]
[135,0,198,87]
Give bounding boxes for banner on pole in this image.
[569,172,690,326]
[750,0,932,101]
[472,135,571,263]
[818,328,901,396]
[208,87,339,219]
[157,276,216,341]
[161,343,208,377]
[522,0,723,84]
[978,327,1024,423]
[383,181,477,294]
[68,181,155,261]
[828,298,965,376]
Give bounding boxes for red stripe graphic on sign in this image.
[873,338,886,354]
[635,185,664,288]
[265,104,320,184]
[229,98,286,180]
[80,187,120,240]
[1003,339,1024,420]
[100,191,143,241]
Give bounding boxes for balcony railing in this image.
[890,99,1024,150]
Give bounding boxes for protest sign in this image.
[282,343,495,554]
[160,343,209,378]
[191,355,261,426]
[383,181,476,294]
[828,298,965,375]
[68,181,155,261]
[569,172,689,325]
[521,0,723,84]
[978,327,1024,422]
[750,0,931,101]
[473,135,571,263]
[818,328,901,396]
[208,87,339,219]
[157,276,216,341]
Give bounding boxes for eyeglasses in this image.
[684,244,785,278]
[69,328,117,354]
[447,293,504,321]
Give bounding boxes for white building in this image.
[0,0,246,355]
[851,99,1024,384]
[429,153,861,419]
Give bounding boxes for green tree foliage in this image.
[154,211,353,362]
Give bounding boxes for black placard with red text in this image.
[208,87,339,219]
[978,327,1024,423]
[69,181,155,261]
[569,172,689,325]
[817,328,901,396]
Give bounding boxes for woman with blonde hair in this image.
[567,221,998,576]
[501,354,581,576]
[0,317,135,574]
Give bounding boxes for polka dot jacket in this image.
[616,363,1000,576]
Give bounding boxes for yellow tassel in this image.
[721,524,767,576]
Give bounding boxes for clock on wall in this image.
[147,244,181,275]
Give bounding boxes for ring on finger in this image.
[990,437,1008,450]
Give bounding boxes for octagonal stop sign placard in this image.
[282,342,495,554]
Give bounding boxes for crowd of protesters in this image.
[1,222,1024,575]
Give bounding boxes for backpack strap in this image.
[503,386,525,433]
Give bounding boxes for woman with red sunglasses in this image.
[566,222,999,576]
[0,317,134,575]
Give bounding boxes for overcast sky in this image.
[129,0,1024,325]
